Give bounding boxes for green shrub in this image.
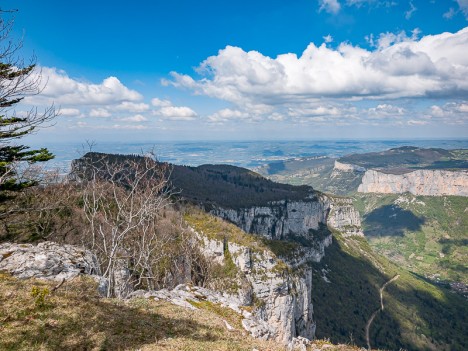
[30,285,50,309]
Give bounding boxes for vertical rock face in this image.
[198,233,315,344]
[196,194,363,344]
[212,194,363,246]
[212,199,327,240]
[326,197,364,237]
[358,169,468,196]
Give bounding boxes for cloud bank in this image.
[22,67,200,130]
[169,28,468,105]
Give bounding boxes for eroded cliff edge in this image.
[358,169,468,196]
[212,194,363,246]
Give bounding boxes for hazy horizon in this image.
[34,138,468,172]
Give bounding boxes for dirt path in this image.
[365,274,400,350]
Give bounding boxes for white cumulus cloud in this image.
[26,67,142,106]
[89,108,111,118]
[150,98,198,121]
[428,101,468,124]
[151,98,172,107]
[207,108,249,123]
[59,108,82,117]
[115,101,149,113]
[157,106,198,121]
[169,27,468,107]
[119,114,148,122]
[367,104,406,118]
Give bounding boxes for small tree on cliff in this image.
[0,10,57,193]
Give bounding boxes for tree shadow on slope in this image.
[363,205,425,237]
[311,236,467,351]
[439,238,468,255]
[0,276,223,351]
[265,161,286,175]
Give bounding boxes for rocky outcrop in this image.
[129,284,277,340]
[327,198,364,237]
[196,232,315,344]
[0,242,100,281]
[0,242,132,297]
[129,284,313,350]
[332,161,366,174]
[212,194,363,246]
[358,169,468,196]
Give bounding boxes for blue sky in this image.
[4,0,468,141]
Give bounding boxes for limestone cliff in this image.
[195,231,315,344]
[331,161,366,175]
[211,194,363,249]
[358,169,468,196]
[195,193,364,344]
[326,197,363,237]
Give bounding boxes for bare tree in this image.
[75,151,175,297]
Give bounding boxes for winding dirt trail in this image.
[365,274,400,350]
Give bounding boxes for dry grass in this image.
[0,273,283,351]
[184,209,268,252]
[0,273,370,351]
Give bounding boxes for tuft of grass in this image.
[30,286,50,309]
[187,300,243,330]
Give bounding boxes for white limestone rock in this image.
[212,194,363,243]
[326,197,364,237]
[331,161,366,176]
[194,232,316,344]
[358,169,468,196]
[0,241,100,281]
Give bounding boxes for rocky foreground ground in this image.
[0,241,370,351]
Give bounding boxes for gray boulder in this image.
[0,241,101,280]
